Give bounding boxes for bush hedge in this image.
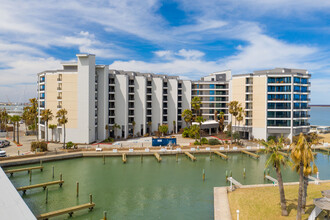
[208,138,220,145]
[31,141,48,152]
[201,137,208,145]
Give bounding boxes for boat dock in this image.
[37,195,95,220]
[122,153,127,163]
[265,175,278,184]
[241,150,260,159]
[17,180,64,194]
[213,151,228,159]
[154,153,162,162]
[184,152,196,161]
[227,177,242,188]
[319,148,330,153]
[5,166,43,176]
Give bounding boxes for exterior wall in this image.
[231,77,246,126]
[167,79,178,133]
[115,74,128,138]
[134,76,146,136]
[77,54,95,143]
[252,75,267,139]
[181,80,191,128]
[151,77,163,132]
[97,66,109,141]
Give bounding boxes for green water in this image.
[6,152,330,220]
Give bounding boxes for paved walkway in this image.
[214,187,232,220]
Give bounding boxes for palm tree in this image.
[56,109,68,148]
[218,111,225,133]
[191,96,202,117]
[159,124,168,136]
[11,115,21,144]
[0,109,9,137]
[147,121,152,136]
[236,107,245,140]
[132,121,136,137]
[262,137,289,216]
[28,98,38,140]
[113,123,121,139]
[22,107,31,134]
[228,101,241,143]
[182,109,193,127]
[196,116,206,145]
[291,133,318,219]
[172,120,176,134]
[41,109,53,142]
[48,124,57,142]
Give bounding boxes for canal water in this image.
[7,152,330,220]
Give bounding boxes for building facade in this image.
[232,68,311,141]
[37,54,191,143]
[37,54,310,143]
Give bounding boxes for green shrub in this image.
[103,138,114,143]
[233,132,240,141]
[66,141,74,149]
[194,140,201,145]
[208,139,220,145]
[267,136,277,142]
[201,137,208,145]
[31,141,48,152]
[225,130,231,138]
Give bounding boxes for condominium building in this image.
[232,68,311,141]
[37,54,191,144]
[191,70,231,124]
[37,54,311,143]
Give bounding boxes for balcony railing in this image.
[57,96,62,99]
[57,87,62,90]
[57,105,62,108]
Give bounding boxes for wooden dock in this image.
[227,177,242,188]
[213,151,228,160]
[122,153,127,163]
[278,151,289,157]
[184,152,196,161]
[154,153,162,162]
[17,180,64,194]
[319,148,330,153]
[37,203,95,219]
[5,166,43,176]
[241,150,260,159]
[265,175,278,184]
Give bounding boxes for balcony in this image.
[57,77,62,82]
[57,96,62,99]
[57,105,62,108]
[57,87,62,91]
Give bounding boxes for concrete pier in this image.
[214,187,232,220]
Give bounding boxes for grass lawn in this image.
[228,182,330,219]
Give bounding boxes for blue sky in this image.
[1,0,330,104]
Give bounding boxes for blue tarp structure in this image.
[152,137,177,146]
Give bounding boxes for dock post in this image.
[45,188,48,204]
[18,150,19,156]
[243,168,246,178]
[226,170,228,182]
[76,182,79,197]
[59,173,63,187]
[230,170,232,177]
[267,169,270,176]
[90,194,93,204]
[29,170,32,183]
[103,155,105,165]
[263,169,266,179]
[209,152,212,161]
[52,166,54,179]
[141,155,143,163]
[176,153,178,162]
[40,160,42,167]
[202,169,205,181]
[103,211,107,220]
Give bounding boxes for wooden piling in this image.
[76,182,79,197]
[45,188,48,204]
[103,211,107,220]
[29,170,32,182]
[103,155,105,165]
[202,169,205,181]
[52,166,54,179]
[230,170,232,177]
[90,194,93,204]
[243,168,246,178]
[226,170,228,182]
[141,155,143,163]
[176,153,178,162]
[60,173,63,187]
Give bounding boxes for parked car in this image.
[0,140,10,148]
[0,150,6,157]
